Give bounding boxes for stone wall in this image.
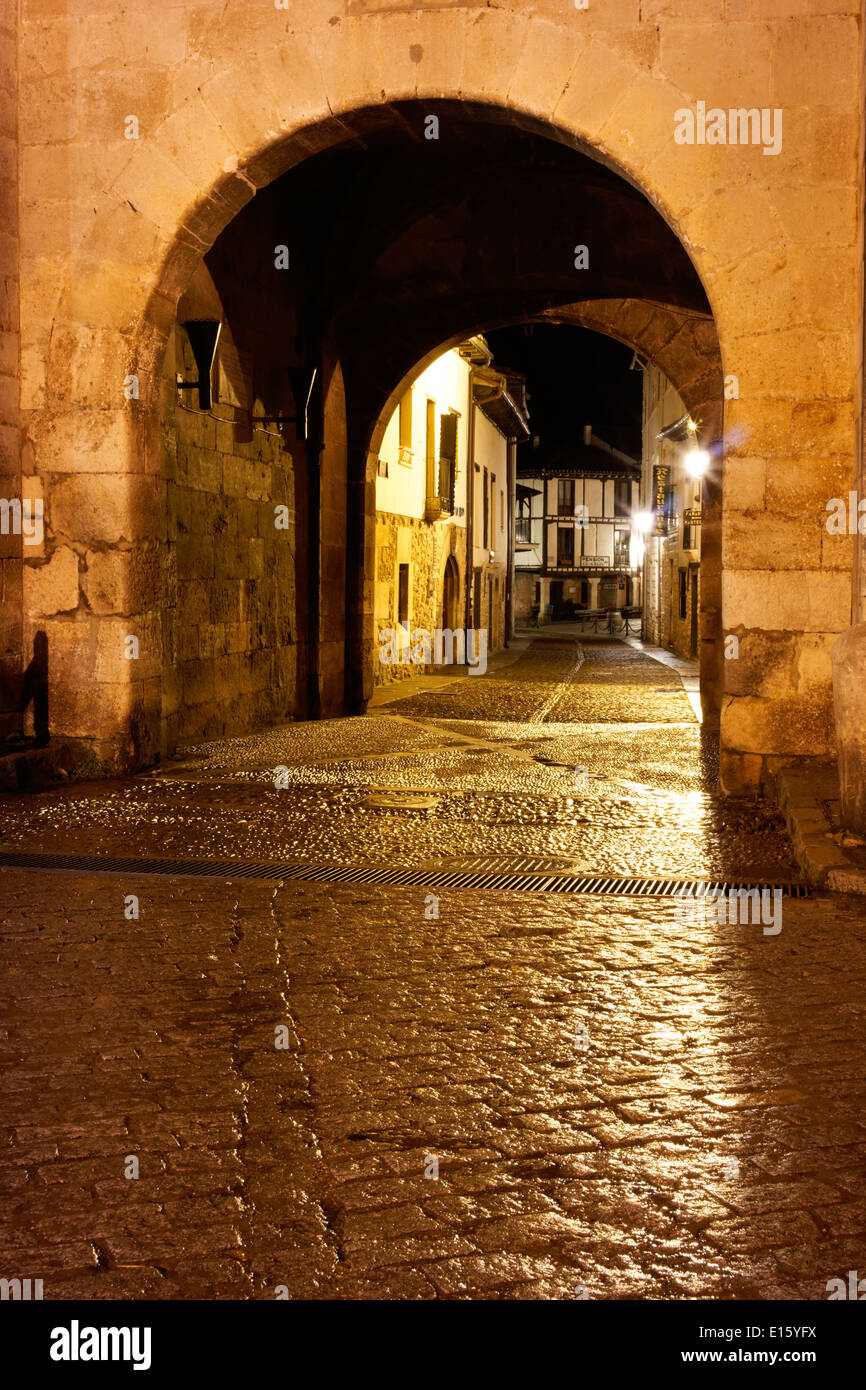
[514,571,536,625]
[163,312,297,750]
[646,546,700,663]
[0,5,20,740]
[374,512,467,684]
[475,560,507,653]
[9,0,864,789]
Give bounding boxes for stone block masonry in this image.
[4,0,862,790]
[163,266,298,752]
[0,8,20,741]
[374,513,474,684]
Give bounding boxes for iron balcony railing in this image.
[439,457,455,513]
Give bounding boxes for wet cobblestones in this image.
[1,872,864,1300]
[0,639,794,881]
[1,636,861,1300]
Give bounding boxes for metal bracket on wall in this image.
[254,366,318,439]
[176,320,222,410]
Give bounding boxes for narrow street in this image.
[1,635,864,1300]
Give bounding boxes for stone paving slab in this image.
[0,640,795,881]
[0,636,839,1302]
[1,870,864,1300]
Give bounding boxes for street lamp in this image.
[633,511,654,534]
[684,448,710,479]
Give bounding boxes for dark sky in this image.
[485,324,642,461]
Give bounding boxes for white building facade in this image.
[515,429,642,624]
[374,339,528,682]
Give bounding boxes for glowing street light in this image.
[684,448,710,479]
[633,511,654,534]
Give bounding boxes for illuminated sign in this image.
[652,464,672,534]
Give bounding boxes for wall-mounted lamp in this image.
[255,366,318,440]
[287,366,317,441]
[177,321,221,410]
[684,448,710,480]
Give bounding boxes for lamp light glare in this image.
[685,448,710,479]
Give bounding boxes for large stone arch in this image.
[543,300,725,730]
[17,3,860,793]
[361,297,724,724]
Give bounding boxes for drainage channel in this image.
[0,851,811,899]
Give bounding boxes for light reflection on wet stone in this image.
[0,640,794,882]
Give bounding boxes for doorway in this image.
[441,555,460,664]
[442,554,459,631]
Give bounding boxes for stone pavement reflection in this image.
[0,637,794,881]
[1,636,864,1300]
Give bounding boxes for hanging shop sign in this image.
[652,464,673,534]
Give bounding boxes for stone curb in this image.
[774,764,866,895]
[0,740,77,792]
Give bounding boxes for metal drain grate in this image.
[0,850,811,900]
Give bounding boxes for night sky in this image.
[485,324,643,462]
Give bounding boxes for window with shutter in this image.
[439,413,458,510]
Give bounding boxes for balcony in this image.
[424,495,455,522]
[544,514,632,527]
[548,557,614,572]
[424,458,456,522]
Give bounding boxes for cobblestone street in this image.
[2,636,865,1300]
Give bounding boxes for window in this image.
[614,480,631,518]
[679,567,687,621]
[398,564,409,627]
[557,479,575,516]
[425,399,436,465]
[398,390,412,464]
[439,412,458,509]
[500,489,505,530]
[614,528,630,566]
[557,526,575,567]
[516,493,531,544]
[483,467,489,547]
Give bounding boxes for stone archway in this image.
[16,3,859,795]
[363,297,724,727]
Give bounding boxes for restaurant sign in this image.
[652,464,672,534]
